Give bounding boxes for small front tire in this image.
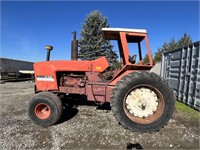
[28,92,63,127]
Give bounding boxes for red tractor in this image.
[28,28,175,132]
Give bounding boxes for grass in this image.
[176,101,200,120]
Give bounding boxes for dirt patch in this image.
[0,81,199,149]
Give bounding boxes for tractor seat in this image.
[129,55,137,64]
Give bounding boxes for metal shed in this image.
[161,41,200,110]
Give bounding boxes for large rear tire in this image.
[111,71,175,132]
[28,92,63,127]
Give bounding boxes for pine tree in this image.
[153,49,163,62]
[178,33,192,47]
[167,38,179,51]
[143,54,150,64]
[78,10,118,69]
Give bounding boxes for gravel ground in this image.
[0,81,199,150]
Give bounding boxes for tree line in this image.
[143,33,192,63]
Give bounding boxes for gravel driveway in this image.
[0,81,199,149]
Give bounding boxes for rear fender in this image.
[109,70,135,85]
[91,57,109,72]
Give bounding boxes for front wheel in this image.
[111,71,175,132]
[28,92,63,127]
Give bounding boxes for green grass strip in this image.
[176,101,200,120]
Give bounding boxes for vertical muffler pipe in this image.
[45,45,53,61]
[71,31,78,60]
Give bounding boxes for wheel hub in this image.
[125,88,159,118]
[35,103,51,119]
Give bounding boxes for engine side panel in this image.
[58,72,86,94]
[34,60,92,91]
[34,57,109,91]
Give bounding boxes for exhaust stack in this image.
[45,45,53,61]
[71,31,78,60]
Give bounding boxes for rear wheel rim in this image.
[35,103,51,119]
[123,84,165,124]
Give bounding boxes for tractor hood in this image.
[34,56,109,76]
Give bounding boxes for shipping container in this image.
[161,41,200,110]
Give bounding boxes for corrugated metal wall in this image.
[161,41,200,110]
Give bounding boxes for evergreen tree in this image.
[78,10,118,69]
[178,33,192,47]
[153,49,163,62]
[167,38,179,51]
[143,54,150,64]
